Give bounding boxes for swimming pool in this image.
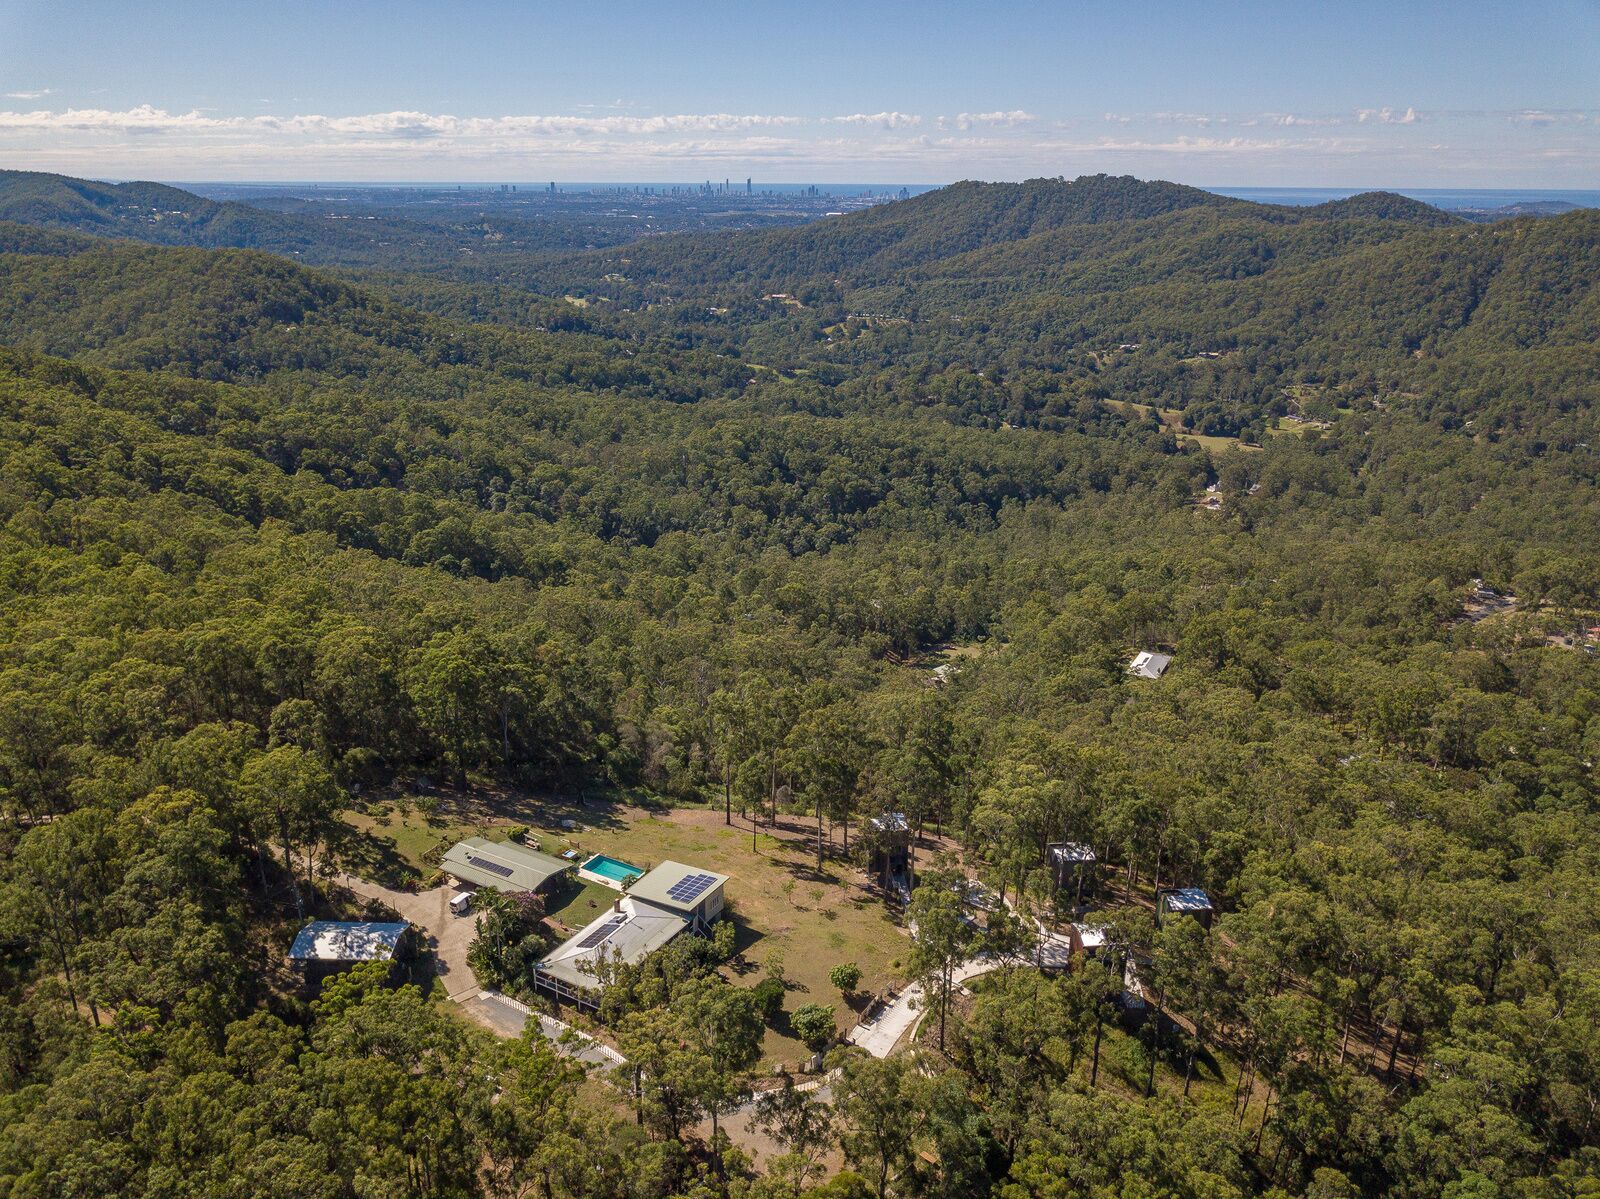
[579,854,645,888]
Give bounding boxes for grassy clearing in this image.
[339,797,524,888]
[544,878,620,929]
[1103,400,1262,456]
[343,790,911,1065]
[514,807,910,1064]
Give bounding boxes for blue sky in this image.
[1,0,1596,184]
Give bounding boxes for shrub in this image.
[752,975,785,1023]
[829,962,862,996]
[791,1003,837,1049]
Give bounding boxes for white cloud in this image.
[0,105,806,138]
[942,110,1036,131]
[1260,113,1343,128]
[0,102,1593,184]
[1506,109,1595,126]
[4,88,52,100]
[1148,112,1220,127]
[1088,135,1342,156]
[1357,106,1420,125]
[825,111,922,129]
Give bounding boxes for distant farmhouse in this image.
[288,920,415,987]
[534,860,729,1008]
[1127,650,1172,680]
[441,836,574,896]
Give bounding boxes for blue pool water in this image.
[582,854,644,884]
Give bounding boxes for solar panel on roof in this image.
[665,873,717,902]
[576,914,627,949]
[466,854,515,878]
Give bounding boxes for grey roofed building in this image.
[625,860,730,929]
[534,896,689,1004]
[1157,886,1217,930]
[289,921,410,963]
[1127,650,1173,679]
[441,835,573,894]
[533,860,730,1008]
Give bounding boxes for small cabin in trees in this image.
[1156,887,1215,930]
[288,920,416,988]
[1127,651,1172,680]
[866,811,912,897]
[1047,842,1098,907]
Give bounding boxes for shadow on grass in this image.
[332,825,422,891]
[492,786,644,834]
[725,912,766,961]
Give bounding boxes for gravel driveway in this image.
[338,872,482,999]
[335,871,622,1067]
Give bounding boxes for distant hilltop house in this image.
[534,860,729,1009]
[441,836,574,897]
[1127,651,1172,680]
[288,920,416,987]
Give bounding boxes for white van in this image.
[449,891,473,917]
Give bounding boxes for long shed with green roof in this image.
[441,836,573,895]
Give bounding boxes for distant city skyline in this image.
[1,0,1596,185]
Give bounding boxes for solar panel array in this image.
[665,872,719,904]
[467,854,515,878]
[577,914,627,949]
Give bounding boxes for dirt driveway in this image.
[337,872,482,1000]
[333,871,621,1068]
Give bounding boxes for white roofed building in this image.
[1128,651,1173,680]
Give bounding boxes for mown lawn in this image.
[1102,400,1263,456]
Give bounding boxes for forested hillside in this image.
[0,170,684,269]
[0,173,1597,1199]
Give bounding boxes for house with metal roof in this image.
[1156,887,1216,930]
[533,896,690,1007]
[623,860,729,931]
[288,920,415,986]
[1048,842,1099,906]
[1127,651,1173,680]
[864,812,912,898]
[440,836,574,895]
[532,860,729,1009]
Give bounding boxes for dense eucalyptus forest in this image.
[0,169,1597,1199]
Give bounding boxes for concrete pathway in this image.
[467,991,625,1070]
[844,956,997,1057]
[843,895,1075,1058]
